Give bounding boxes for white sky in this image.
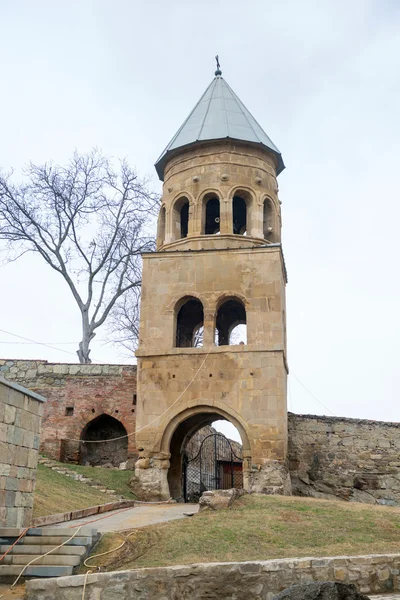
[1,0,400,430]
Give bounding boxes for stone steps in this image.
[2,554,81,566]
[38,457,124,499]
[21,535,93,546]
[0,527,99,580]
[0,564,74,577]
[0,544,87,555]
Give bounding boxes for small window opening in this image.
[215,299,247,346]
[132,394,137,406]
[65,406,74,416]
[180,201,189,238]
[176,297,204,348]
[91,408,95,413]
[172,197,190,241]
[204,197,220,234]
[232,196,247,235]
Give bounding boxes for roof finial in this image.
[215,55,222,76]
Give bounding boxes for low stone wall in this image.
[0,359,137,463]
[288,413,400,505]
[26,554,400,599]
[0,378,45,527]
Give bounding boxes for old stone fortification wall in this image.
[288,413,400,505]
[2,359,400,505]
[0,360,136,463]
[0,378,44,527]
[26,553,400,600]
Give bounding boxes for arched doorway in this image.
[164,408,248,501]
[80,414,128,467]
[183,428,243,502]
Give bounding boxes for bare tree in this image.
[0,150,158,363]
[107,286,141,354]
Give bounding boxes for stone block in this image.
[5,477,19,491]
[5,490,16,507]
[0,442,8,463]
[4,404,16,425]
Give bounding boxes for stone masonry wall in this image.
[0,360,136,464]
[26,553,400,600]
[0,378,45,527]
[288,413,400,505]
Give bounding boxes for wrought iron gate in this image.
[183,433,243,503]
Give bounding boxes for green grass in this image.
[54,462,134,499]
[88,494,400,571]
[33,464,113,517]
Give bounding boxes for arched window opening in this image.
[80,414,128,467]
[232,196,247,235]
[176,298,204,348]
[215,299,247,346]
[158,206,166,245]
[263,199,275,241]
[229,323,247,345]
[204,197,220,234]
[193,324,204,348]
[172,197,190,240]
[180,201,189,238]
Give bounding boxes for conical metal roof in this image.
[155,74,284,180]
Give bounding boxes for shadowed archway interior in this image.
[167,411,243,500]
[80,414,128,466]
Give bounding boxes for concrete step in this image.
[31,527,97,537]
[3,554,81,566]
[0,544,87,556]
[0,564,74,577]
[21,536,93,546]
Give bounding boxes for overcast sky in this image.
[1,0,400,433]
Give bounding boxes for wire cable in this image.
[0,328,108,365]
[62,344,213,444]
[290,371,336,416]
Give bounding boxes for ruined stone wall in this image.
[0,360,137,463]
[0,378,45,527]
[288,413,400,506]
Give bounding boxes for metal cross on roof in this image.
[215,55,222,76]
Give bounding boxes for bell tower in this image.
[133,65,291,500]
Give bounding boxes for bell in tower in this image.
[133,62,291,501]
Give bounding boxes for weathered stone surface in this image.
[272,582,370,600]
[288,413,400,506]
[0,378,44,527]
[25,553,400,600]
[199,488,245,511]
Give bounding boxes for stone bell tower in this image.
[133,64,290,500]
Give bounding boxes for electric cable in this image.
[60,344,213,444]
[290,371,336,416]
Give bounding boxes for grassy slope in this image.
[33,464,114,517]
[88,494,400,571]
[59,463,134,499]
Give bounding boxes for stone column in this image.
[202,311,215,346]
[219,198,231,234]
[131,454,170,501]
